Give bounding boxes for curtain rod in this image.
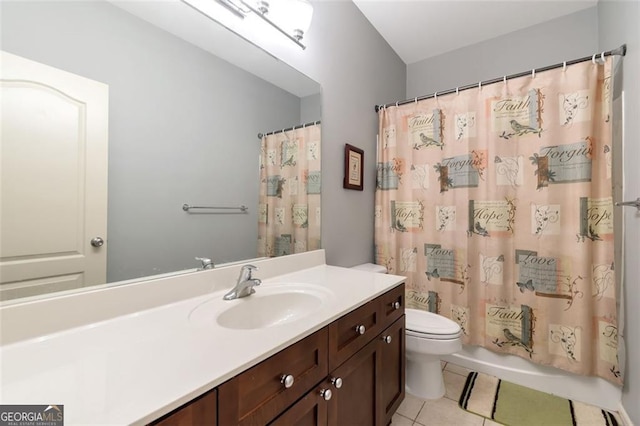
[374,44,627,112]
[258,120,321,139]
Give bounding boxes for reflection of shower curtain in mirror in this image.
[258,123,321,257]
[375,58,622,385]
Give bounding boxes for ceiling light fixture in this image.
[184,0,313,49]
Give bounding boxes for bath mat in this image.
[458,371,619,426]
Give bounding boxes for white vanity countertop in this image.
[0,263,405,425]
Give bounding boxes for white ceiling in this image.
[352,0,598,64]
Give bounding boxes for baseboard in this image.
[618,402,633,426]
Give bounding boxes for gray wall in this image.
[301,93,322,124]
[598,1,640,423]
[1,1,303,281]
[269,1,407,267]
[407,7,599,97]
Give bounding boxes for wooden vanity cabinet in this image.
[150,388,217,426]
[149,284,405,426]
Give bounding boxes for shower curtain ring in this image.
[456,87,459,95]
[592,53,597,64]
[503,75,507,83]
[563,61,567,72]
[434,91,437,100]
[395,101,399,107]
[414,97,417,103]
[601,51,605,63]
[531,68,535,79]
[478,81,482,90]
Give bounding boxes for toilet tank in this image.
[351,263,388,274]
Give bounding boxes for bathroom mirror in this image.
[0,0,321,302]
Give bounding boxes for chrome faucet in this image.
[196,257,215,270]
[223,264,261,300]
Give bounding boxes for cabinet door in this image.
[328,337,380,426]
[151,388,216,426]
[218,328,328,425]
[379,316,406,426]
[269,381,329,426]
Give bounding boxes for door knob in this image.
[90,237,104,247]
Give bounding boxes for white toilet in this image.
[405,308,462,399]
[351,263,462,400]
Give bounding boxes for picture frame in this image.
[343,143,364,190]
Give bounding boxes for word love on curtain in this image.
[258,123,321,257]
[375,58,621,384]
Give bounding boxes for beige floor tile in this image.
[414,397,484,426]
[391,413,415,426]
[444,362,472,377]
[396,392,426,420]
[443,369,467,401]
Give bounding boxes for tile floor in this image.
[391,362,500,426]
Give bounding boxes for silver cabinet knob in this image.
[391,301,401,310]
[90,237,104,247]
[355,325,366,335]
[331,377,343,389]
[281,374,294,389]
[382,335,392,344]
[319,388,332,401]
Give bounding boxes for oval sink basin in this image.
[189,283,332,330]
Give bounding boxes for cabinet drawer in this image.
[218,328,328,425]
[379,283,405,325]
[328,296,383,370]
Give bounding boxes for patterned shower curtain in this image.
[258,123,321,257]
[375,58,621,384]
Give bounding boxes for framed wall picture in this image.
[344,143,364,190]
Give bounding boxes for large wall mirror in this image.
[0,0,321,302]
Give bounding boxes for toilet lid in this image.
[405,308,461,338]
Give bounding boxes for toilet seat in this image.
[405,308,462,340]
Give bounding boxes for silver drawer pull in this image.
[391,301,401,310]
[355,325,366,335]
[331,377,343,389]
[319,388,332,401]
[382,335,392,344]
[281,374,295,389]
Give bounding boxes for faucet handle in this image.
[196,257,214,270]
[241,264,258,278]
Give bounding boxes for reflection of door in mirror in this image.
[0,51,109,301]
